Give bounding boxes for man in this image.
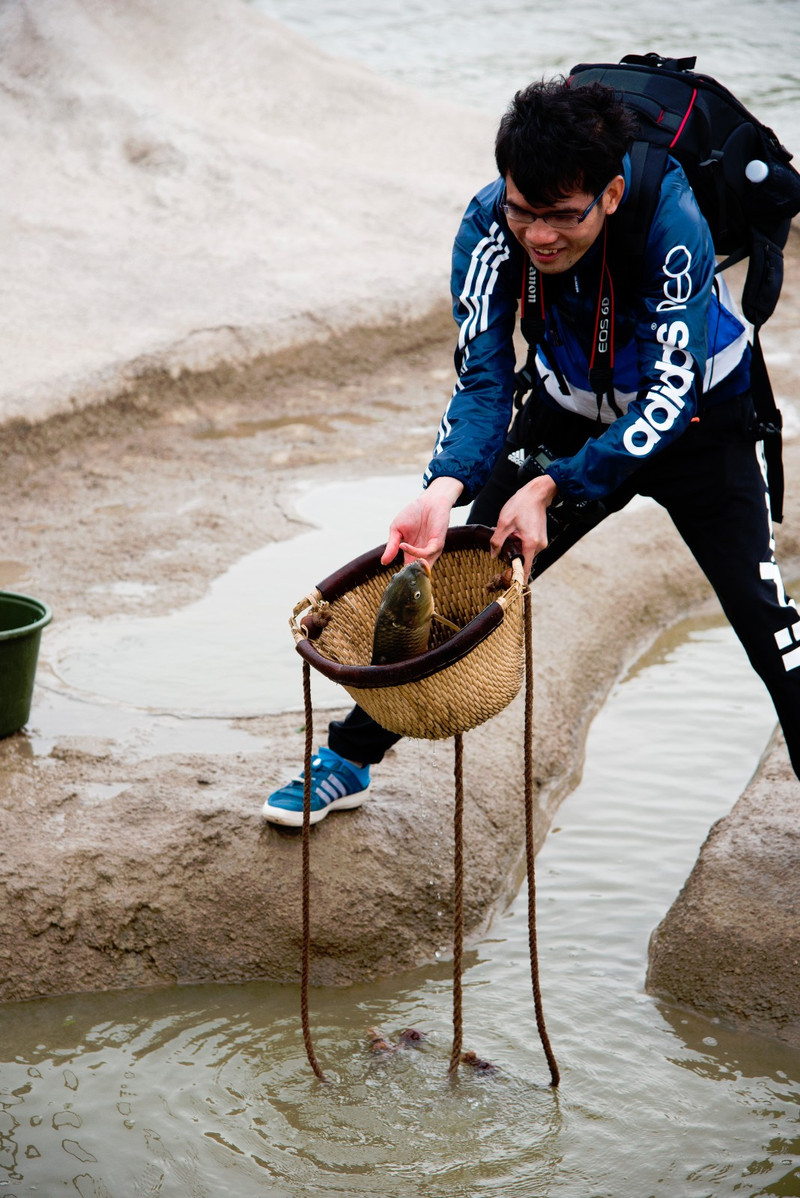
[263,77,800,826]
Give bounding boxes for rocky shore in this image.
[647,728,800,1049]
[1,0,799,1046]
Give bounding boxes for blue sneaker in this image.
[262,746,371,827]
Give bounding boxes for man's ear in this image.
[604,174,626,216]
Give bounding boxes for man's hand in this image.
[381,476,464,566]
[490,474,559,579]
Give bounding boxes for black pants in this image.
[329,393,800,778]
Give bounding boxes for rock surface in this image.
[647,730,800,1047]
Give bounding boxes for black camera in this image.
[509,444,605,528]
[513,444,560,486]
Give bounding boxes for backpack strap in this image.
[740,224,789,327]
[623,140,668,260]
[619,51,697,72]
[607,140,668,282]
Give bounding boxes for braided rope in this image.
[301,661,327,1083]
[523,587,560,1087]
[294,553,558,1087]
[448,732,465,1078]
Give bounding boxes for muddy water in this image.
[39,474,460,718]
[3,611,799,1197]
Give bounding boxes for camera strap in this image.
[517,258,569,403]
[587,223,623,418]
[518,221,622,420]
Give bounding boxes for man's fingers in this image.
[490,522,518,558]
[490,527,540,580]
[398,539,441,564]
[380,531,403,565]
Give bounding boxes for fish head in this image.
[382,558,434,629]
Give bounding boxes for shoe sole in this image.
[262,792,368,827]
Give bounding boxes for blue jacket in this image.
[424,156,751,505]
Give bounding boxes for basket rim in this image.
[292,524,523,689]
[313,523,496,603]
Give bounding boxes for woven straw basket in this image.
[289,524,526,740]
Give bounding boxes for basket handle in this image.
[289,588,330,644]
[493,554,526,611]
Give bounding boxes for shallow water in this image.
[249,0,800,151]
[40,473,444,718]
[3,611,798,1197]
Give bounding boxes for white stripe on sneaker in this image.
[318,777,347,802]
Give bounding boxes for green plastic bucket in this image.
[0,591,53,738]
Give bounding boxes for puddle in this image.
[194,411,374,440]
[22,683,268,761]
[41,474,445,718]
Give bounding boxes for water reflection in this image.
[0,981,566,1198]
[658,998,800,1085]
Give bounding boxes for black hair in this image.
[495,77,637,205]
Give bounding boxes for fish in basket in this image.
[371,558,437,666]
[289,524,526,741]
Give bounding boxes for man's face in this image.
[503,173,624,275]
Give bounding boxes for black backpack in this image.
[569,53,800,328]
[519,53,800,521]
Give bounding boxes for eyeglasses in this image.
[500,182,612,230]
